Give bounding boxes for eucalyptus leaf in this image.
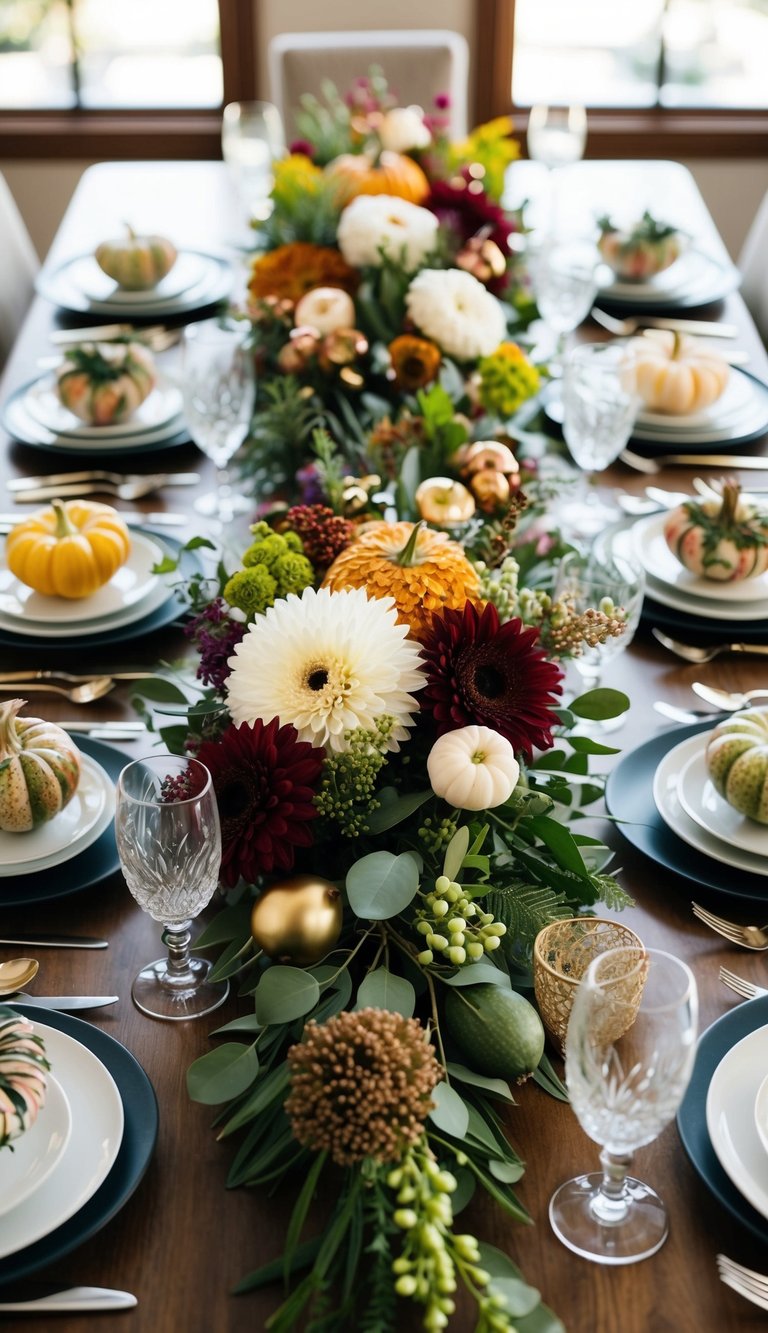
[569,688,629,721]
[450,1167,477,1214]
[443,825,470,882]
[346,850,420,920]
[489,1158,525,1183]
[212,1013,263,1036]
[254,966,320,1025]
[193,900,253,948]
[356,967,416,1017]
[442,962,511,989]
[186,1042,259,1104]
[428,1081,470,1137]
[128,676,189,704]
[365,788,432,834]
[446,1062,515,1103]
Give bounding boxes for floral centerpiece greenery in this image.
[236,70,545,502]
[136,406,633,1329]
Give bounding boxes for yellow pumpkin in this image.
[6,500,132,600]
[629,330,730,415]
[56,341,156,426]
[95,224,177,290]
[325,151,430,206]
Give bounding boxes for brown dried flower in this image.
[285,1008,443,1166]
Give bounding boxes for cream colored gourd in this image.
[427,725,520,810]
[0,699,81,832]
[56,341,156,426]
[663,480,768,582]
[629,330,730,415]
[95,225,177,290]
[6,500,132,600]
[705,708,768,824]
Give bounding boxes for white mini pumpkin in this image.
[629,330,730,416]
[427,725,520,810]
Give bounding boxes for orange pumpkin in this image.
[325,151,430,206]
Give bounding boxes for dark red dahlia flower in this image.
[420,601,564,760]
[196,718,325,887]
[426,180,518,291]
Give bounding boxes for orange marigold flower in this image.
[249,242,359,303]
[388,334,442,391]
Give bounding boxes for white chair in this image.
[268,30,469,142]
[0,173,39,369]
[738,190,768,343]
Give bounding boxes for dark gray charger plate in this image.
[641,595,768,645]
[0,1005,158,1284]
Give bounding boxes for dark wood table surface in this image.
[1,162,768,1332]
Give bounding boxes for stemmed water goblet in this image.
[115,754,228,1021]
[550,946,698,1264]
[526,104,588,237]
[528,237,600,371]
[222,99,285,224]
[180,318,256,531]
[559,340,641,537]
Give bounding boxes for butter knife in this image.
[0,1285,136,1312]
[6,994,119,1009]
[0,934,108,948]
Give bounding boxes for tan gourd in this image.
[0,699,81,832]
[629,330,730,415]
[95,224,177,290]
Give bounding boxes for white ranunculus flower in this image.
[337,194,439,273]
[294,286,356,334]
[379,105,431,153]
[427,725,520,811]
[405,268,507,361]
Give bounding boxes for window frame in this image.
[474,0,768,159]
[0,0,256,159]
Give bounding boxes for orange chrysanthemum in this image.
[322,520,482,642]
[249,242,359,303]
[388,334,441,392]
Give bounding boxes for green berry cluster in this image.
[472,555,521,622]
[314,716,394,837]
[414,875,507,968]
[223,522,314,619]
[387,1141,512,1331]
[417,815,458,855]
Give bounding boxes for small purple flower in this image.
[434,93,451,110]
[296,462,326,506]
[185,599,246,693]
[289,139,315,158]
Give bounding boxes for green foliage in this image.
[238,376,327,489]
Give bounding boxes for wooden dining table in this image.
[1,160,768,1332]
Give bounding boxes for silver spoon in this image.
[0,958,40,995]
[692,682,768,711]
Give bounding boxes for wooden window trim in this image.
[474,0,768,159]
[0,0,257,160]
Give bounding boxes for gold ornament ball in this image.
[250,875,343,966]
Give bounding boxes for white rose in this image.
[379,106,432,154]
[294,286,356,334]
[427,725,520,810]
[406,268,507,360]
[337,194,439,273]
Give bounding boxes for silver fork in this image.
[692,901,768,950]
[590,307,738,338]
[8,470,198,492]
[717,1255,768,1312]
[719,967,768,1000]
[0,670,157,685]
[12,475,183,503]
[0,678,115,704]
[651,628,768,663]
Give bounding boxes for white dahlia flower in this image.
[337,195,439,273]
[405,268,507,360]
[294,286,356,334]
[379,106,431,153]
[226,586,425,753]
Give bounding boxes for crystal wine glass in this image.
[115,754,228,1021]
[527,104,588,171]
[528,237,600,370]
[180,318,256,530]
[222,99,285,224]
[559,341,641,537]
[550,946,698,1264]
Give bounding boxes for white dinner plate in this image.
[37,250,233,317]
[0,752,115,877]
[643,568,768,622]
[652,733,768,878]
[677,747,768,858]
[24,372,182,440]
[707,1024,768,1223]
[630,379,768,445]
[599,245,740,308]
[636,369,751,432]
[755,1072,768,1160]
[0,1022,124,1259]
[631,512,768,605]
[0,1073,72,1219]
[74,251,206,305]
[3,386,186,453]
[0,529,162,625]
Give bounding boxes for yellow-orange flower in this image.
[388,335,441,391]
[322,520,481,641]
[249,242,359,303]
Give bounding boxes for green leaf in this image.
[186,1042,259,1104]
[254,966,320,1025]
[569,688,629,721]
[212,1013,263,1036]
[194,900,254,948]
[356,967,416,1017]
[528,815,590,879]
[429,1081,470,1137]
[283,1150,327,1288]
[158,724,191,754]
[443,825,470,882]
[345,850,420,920]
[567,735,621,755]
[151,553,180,575]
[489,1158,525,1183]
[364,787,432,834]
[533,1052,569,1102]
[208,936,255,983]
[217,1063,290,1138]
[186,535,217,551]
[234,1238,321,1293]
[441,962,511,988]
[446,1062,515,1103]
[129,676,189,704]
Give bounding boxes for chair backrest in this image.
[738,190,768,343]
[268,30,469,143]
[0,173,39,369]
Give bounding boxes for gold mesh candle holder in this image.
[533,918,646,1055]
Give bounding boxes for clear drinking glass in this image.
[222,99,285,222]
[550,947,698,1264]
[180,318,256,529]
[527,104,588,170]
[115,755,228,1021]
[559,341,641,536]
[528,238,600,368]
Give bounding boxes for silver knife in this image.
[634,316,738,337]
[8,472,199,490]
[0,934,108,948]
[0,1285,136,1312]
[0,512,188,530]
[644,453,768,469]
[7,994,118,1009]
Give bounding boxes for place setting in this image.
[593,209,740,312]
